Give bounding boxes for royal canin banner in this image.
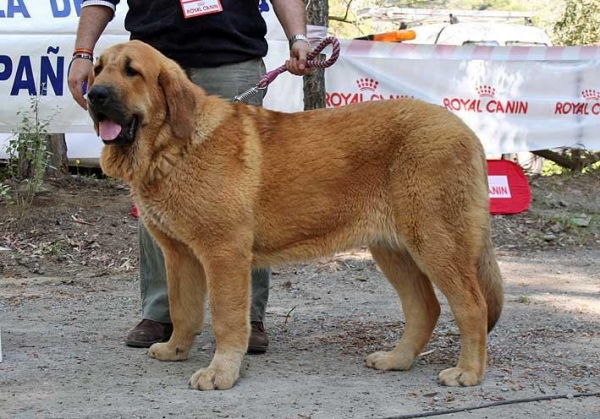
[1,1,600,161]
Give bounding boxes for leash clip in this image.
[233,85,266,103]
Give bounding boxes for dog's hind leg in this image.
[407,234,488,387]
[366,245,440,371]
[147,229,207,362]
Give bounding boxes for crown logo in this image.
[582,89,600,101]
[356,78,379,92]
[476,85,496,98]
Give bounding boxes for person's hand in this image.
[68,58,93,110]
[286,40,313,76]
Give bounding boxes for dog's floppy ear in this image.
[158,63,197,139]
[87,65,99,135]
[86,64,95,91]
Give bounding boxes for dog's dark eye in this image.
[94,65,103,76]
[125,64,140,77]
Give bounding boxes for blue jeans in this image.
[139,57,270,324]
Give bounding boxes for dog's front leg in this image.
[146,225,207,362]
[188,245,251,391]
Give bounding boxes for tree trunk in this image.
[16,135,34,179]
[303,0,328,111]
[16,133,68,180]
[45,134,69,178]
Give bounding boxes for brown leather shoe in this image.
[247,321,269,354]
[125,319,173,348]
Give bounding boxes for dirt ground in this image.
[1,172,599,419]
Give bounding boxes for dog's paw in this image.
[365,350,414,371]
[188,352,242,391]
[148,342,189,361]
[189,365,239,391]
[438,367,482,387]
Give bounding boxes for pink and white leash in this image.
[233,36,341,103]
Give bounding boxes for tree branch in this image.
[329,0,354,24]
[329,15,355,24]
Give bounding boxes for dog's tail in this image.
[477,231,504,332]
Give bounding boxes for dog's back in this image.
[247,99,489,265]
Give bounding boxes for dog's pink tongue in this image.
[99,120,122,141]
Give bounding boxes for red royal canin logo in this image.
[443,85,529,114]
[356,78,379,91]
[555,89,600,116]
[326,78,412,107]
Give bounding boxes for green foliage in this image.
[0,93,58,206]
[0,182,13,204]
[542,154,600,176]
[516,295,531,304]
[541,159,565,176]
[328,0,563,39]
[553,0,600,45]
[459,0,527,11]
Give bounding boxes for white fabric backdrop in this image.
[1,1,599,159]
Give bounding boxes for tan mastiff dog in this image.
[86,40,503,391]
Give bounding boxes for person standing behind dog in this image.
[68,0,311,353]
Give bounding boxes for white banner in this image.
[0,0,292,133]
[323,43,600,154]
[1,0,600,160]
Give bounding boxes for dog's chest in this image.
[136,198,178,238]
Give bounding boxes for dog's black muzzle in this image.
[87,85,138,145]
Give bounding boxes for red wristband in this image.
[73,47,94,56]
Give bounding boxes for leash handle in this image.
[234,37,340,102]
[305,36,341,69]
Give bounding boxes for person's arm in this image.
[68,3,115,109]
[270,0,312,75]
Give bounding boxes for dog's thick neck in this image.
[99,128,186,189]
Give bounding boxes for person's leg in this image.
[247,267,270,353]
[125,223,172,348]
[139,224,170,322]
[188,58,271,353]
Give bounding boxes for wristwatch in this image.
[289,34,311,49]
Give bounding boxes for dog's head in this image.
[87,40,197,146]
